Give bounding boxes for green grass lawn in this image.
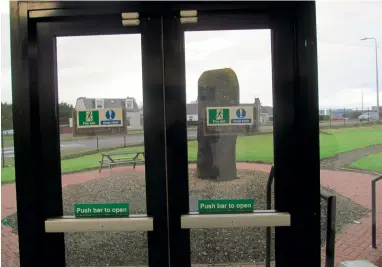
[319,126,382,158]
[348,152,382,173]
[2,125,381,183]
[2,135,14,147]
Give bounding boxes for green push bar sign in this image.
[74,203,129,217]
[198,199,254,213]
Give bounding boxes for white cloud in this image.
[1,2,381,110]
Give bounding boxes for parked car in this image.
[358,113,378,122]
[1,130,14,135]
[331,116,348,121]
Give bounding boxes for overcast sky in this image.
[1,1,381,110]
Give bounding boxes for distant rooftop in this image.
[76,97,141,112]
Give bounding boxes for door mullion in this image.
[162,14,192,267]
[141,15,171,267]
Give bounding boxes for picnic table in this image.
[99,151,145,172]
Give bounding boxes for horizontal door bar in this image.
[45,215,153,232]
[181,211,290,229]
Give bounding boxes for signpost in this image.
[198,199,254,213]
[73,108,127,137]
[74,203,129,217]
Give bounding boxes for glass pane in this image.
[185,29,275,265]
[64,232,148,266]
[57,34,147,266]
[316,2,382,267]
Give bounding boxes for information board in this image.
[72,108,127,137]
[77,108,123,128]
[206,106,254,126]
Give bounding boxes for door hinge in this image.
[121,12,139,26]
[180,10,198,24]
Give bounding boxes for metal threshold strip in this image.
[45,215,153,232]
[181,210,291,229]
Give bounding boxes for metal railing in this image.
[265,164,275,267]
[371,175,382,249]
[265,165,336,267]
[320,188,337,267]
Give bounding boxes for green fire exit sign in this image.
[198,199,254,213]
[208,108,230,124]
[74,203,129,217]
[78,110,100,127]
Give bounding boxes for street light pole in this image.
[361,37,379,121]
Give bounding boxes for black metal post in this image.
[124,134,126,148]
[266,164,275,267]
[1,130,5,168]
[372,175,382,249]
[96,135,99,152]
[329,109,332,128]
[320,189,336,267]
[343,108,346,126]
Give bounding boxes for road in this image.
[2,131,197,158]
[1,120,366,158]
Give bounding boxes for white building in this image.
[186,101,198,123]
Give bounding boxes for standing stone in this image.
[196,68,240,181]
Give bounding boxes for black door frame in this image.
[163,5,320,267]
[11,5,171,267]
[10,2,320,267]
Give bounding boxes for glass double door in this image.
[27,7,320,267]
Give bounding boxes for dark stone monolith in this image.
[196,68,240,181]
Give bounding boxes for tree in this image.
[1,102,13,130]
[196,68,240,181]
[348,111,362,120]
[58,102,74,125]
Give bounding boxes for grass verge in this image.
[2,125,381,183]
[347,152,382,173]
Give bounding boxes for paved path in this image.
[2,164,381,267]
[320,144,382,172]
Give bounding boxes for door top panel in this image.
[27,1,298,19]
[36,18,140,37]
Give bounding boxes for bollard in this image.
[371,175,382,248]
[1,130,4,168]
[96,136,99,152]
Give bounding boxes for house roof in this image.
[186,103,198,115]
[261,106,273,114]
[77,97,140,112]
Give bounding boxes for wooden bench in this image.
[99,151,145,172]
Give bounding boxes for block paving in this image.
[2,164,381,267]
